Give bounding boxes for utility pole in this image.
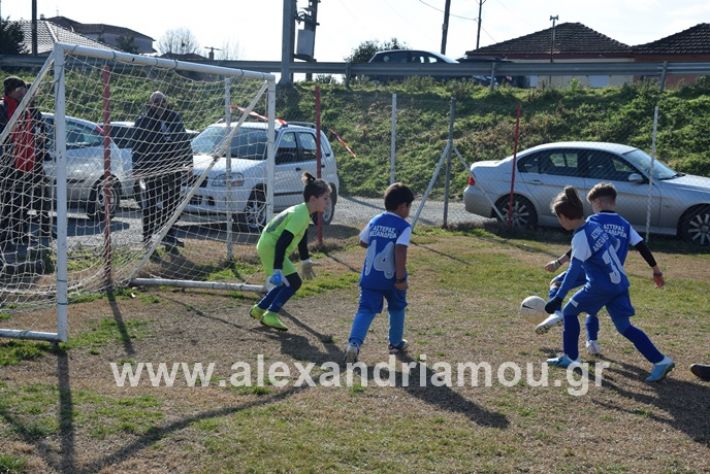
[549,15,559,86]
[476,0,486,50]
[32,0,38,55]
[280,0,296,85]
[440,0,451,55]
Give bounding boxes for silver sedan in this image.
[463,141,710,246]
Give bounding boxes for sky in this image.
[4,0,710,61]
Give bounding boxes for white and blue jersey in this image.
[587,211,642,265]
[359,212,411,290]
[556,220,629,302]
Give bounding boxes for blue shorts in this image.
[358,286,408,314]
[564,286,635,320]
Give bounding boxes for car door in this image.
[583,150,662,229]
[518,148,589,224]
[273,131,302,210]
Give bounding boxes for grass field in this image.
[0,225,708,473]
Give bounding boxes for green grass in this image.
[0,340,55,367]
[0,454,27,473]
[61,318,149,352]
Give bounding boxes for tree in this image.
[157,28,200,55]
[216,40,240,61]
[0,17,27,54]
[344,38,407,63]
[117,35,139,54]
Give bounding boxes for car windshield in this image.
[191,126,267,160]
[622,149,679,180]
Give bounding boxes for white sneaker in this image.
[586,340,601,356]
[535,311,563,335]
[344,343,359,364]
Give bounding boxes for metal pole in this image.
[101,65,113,290]
[443,97,455,228]
[549,15,559,87]
[224,78,233,261]
[31,0,38,55]
[280,0,295,85]
[390,93,397,184]
[440,0,451,55]
[54,47,69,342]
[476,0,485,50]
[412,143,449,231]
[507,104,521,228]
[266,81,276,223]
[645,106,659,242]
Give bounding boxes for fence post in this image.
[315,85,323,244]
[390,93,397,184]
[101,65,113,290]
[645,105,660,242]
[443,97,455,228]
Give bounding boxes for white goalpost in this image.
[0,43,277,342]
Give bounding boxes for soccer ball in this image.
[519,296,548,324]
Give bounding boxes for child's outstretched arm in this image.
[545,249,572,272]
[633,240,664,288]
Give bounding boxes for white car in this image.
[463,141,710,246]
[42,113,131,219]
[185,122,340,231]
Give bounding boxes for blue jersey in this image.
[556,221,629,300]
[587,211,643,265]
[359,212,411,290]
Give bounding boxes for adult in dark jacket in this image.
[0,76,51,253]
[132,91,192,250]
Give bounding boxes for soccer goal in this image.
[0,43,277,342]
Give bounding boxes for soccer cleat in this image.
[535,311,563,335]
[260,310,288,331]
[344,343,360,364]
[388,339,408,355]
[546,354,579,369]
[586,340,601,356]
[249,304,266,321]
[645,356,675,383]
[690,364,710,382]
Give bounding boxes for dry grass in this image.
[0,226,708,473]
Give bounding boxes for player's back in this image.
[587,211,642,265]
[572,220,629,294]
[360,212,410,290]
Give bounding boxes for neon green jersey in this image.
[257,203,310,264]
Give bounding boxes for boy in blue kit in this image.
[345,183,414,364]
[537,183,665,357]
[544,186,674,383]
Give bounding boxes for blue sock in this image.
[349,310,377,347]
[562,312,580,361]
[268,284,296,313]
[622,325,664,364]
[586,314,599,341]
[388,308,406,347]
[257,286,282,309]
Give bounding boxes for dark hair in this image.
[551,186,584,219]
[3,76,26,96]
[384,182,414,211]
[302,172,330,201]
[587,182,617,203]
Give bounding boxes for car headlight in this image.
[211,172,245,187]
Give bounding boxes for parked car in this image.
[368,49,495,85]
[457,55,529,88]
[185,121,339,232]
[463,141,710,246]
[41,113,131,219]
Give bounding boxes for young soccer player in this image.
[249,172,331,331]
[537,183,665,357]
[344,183,414,363]
[544,186,674,382]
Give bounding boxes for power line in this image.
[416,0,478,22]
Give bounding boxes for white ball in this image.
[519,296,548,324]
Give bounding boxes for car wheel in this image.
[679,205,710,246]
[493,194,538,228]
[239,188,266,233]
[87,177,121,221]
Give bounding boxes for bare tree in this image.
[217,40,240,61]
[158,28,200,55]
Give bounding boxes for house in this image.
[46,16,155,54]
[463,22,633,88]
[16,19,114,55]
[632,23,710,87]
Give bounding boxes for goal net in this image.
[0,43,276,341]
